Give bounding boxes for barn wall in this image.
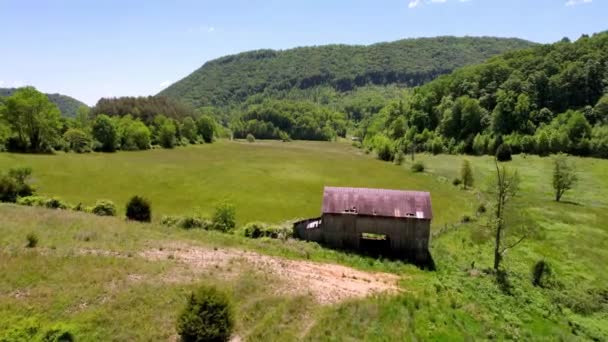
[314,213,430,260]
[293,217,323,242]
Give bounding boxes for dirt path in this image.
[139,243,401,304]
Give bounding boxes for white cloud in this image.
[408,0,423,8]
[566,0,592,6]
[159,80,172,88]
[0,81,4,87]
[408,0,468,9]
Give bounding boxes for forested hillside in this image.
[0,88,87,118]
[91,96,197,124]
[360,32,608,159]
[159,36,535,108]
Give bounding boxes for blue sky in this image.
[0,0,605,105]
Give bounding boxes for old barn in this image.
[294,186,432,262]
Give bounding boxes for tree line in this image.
[359,32,608,160]
[0,87,217,153]
[230,99,347,141]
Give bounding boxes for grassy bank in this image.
[1,141,607,340]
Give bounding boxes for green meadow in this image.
[1,141,607,340]
[0,140,474,226]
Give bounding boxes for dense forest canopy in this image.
[231,100,347,141]
[0,88,218,153]
[159,36,535,108]
[359,32,608,159]
[91,96,197,125]
[0,88,87,118]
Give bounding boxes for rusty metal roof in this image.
[322,186,432,220]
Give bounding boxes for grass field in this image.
[1,141,607,340]
[0,140,474,227]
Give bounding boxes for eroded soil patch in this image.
[139,243,401,304]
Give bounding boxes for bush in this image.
[160,215,181,226]
[91,200,116,216]
[17,195,46,207]
[477,203,487,215]
[461,215,471,223]
[460,159,474,189]
[26,233,38,248]
[496,144,512,162]
[411,161,425,173]
[241,222,292,239]
[0,167,35,203]
[160,215,211,229]
[177,285,234,342]
[179,216,211,230]
[212,201,236,232]
[63,128,92,153]
[0,176,19,202]
[44,197,69,210]
[393,151,404,165]
[452,178,462,187]
[374,135,394,161]
[246,133,255,143]
[532,260,552,287]
[41,324,75,342]
[126,196,151,222]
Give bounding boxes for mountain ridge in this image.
[158,36,537,108]
[0,88,88,118]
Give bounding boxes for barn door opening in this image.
[359,233,391,256]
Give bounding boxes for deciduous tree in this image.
[552,154,577,202]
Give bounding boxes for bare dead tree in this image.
[492,158,524,272]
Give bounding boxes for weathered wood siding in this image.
[294,213,430,261]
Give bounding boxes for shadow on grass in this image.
[302,239,436,271]
[557,200,582,206]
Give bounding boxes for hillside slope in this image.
[0,88,88,118]
[159,36,536,108]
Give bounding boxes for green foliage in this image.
[181,117,199,143]
[63,128,92,153]
[532,260,552,287]
[91,200,116,216]
[92,115,119,152]
[411,161,425,173]
[240,222,292,239]
[232,100,344,141]
[26,232,38,248]
[357,31,608,159]
[496,144,512,162]
[152,115,177,149]
[177,285,234,342]
[0,87,87,118]
[116,115,151,151]
[552,154,577,202]
[44,197,69,210]
[160,215,211,230]
[212,201,236,232]
[0,87,62,152]
[246,133,255,143]
[91,96,196,124]
[393,151,404,165]
[0,167,35,202]
[372,135,394,161]
[16,195,47,207]
[196,115,215,143]
[594,94,608,124]
[460,160,474,189]
[160,37,534,108]
[126,196,151,222]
